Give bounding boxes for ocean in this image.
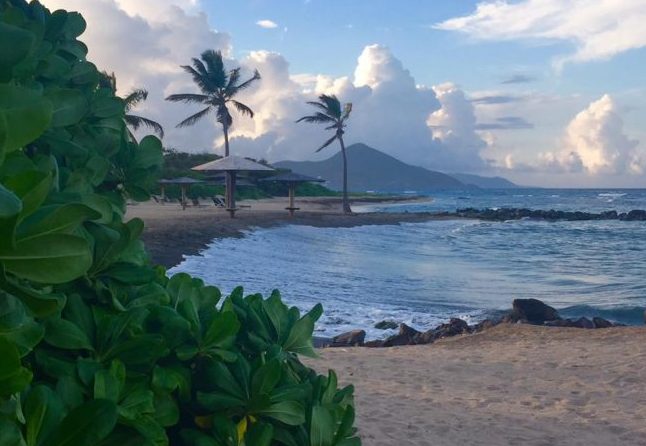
[170,189,646,339]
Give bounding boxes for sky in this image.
[42,0,646,187]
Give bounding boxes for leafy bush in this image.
[0,1,360,445]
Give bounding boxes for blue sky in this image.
[45,0,646,187]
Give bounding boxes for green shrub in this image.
[0,1,360,445]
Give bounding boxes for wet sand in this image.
[128,196,441,267]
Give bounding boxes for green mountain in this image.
[451,173,519,189]
[275,143,464,192]
[276,143,520,192]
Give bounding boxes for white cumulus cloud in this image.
[435,0,646,68]
[540,94,641,174]
[256,19,278,29]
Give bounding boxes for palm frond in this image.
[324,123,339,130]
[316,134,338,152]
[230,69,261,95]
[231,100,254,118]
[318,94,342,118]
[296,112,336,124]
[226,68,241,92]
[123,89,148,112]
[201,49,227,88]
[125,114,164,138]
[305,100,334,116]
[177,106,211,128]
[165,93,211,104]
[180,65,213,93]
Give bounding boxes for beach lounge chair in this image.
[212,196,226,207]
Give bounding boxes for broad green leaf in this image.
[203,310,240,349]
[0,337,32,397]
[0,234,92,284]
[152,392,179,427]
[17,203,100,241]
[134,136,163,169]
[25,385,64,446]
[44,318,93,350]
[257,401,306,426]
[118,388,155,420]
[45,88,89,127]
[46,399,117,446]
[0,418,26,446]
[310,406,334,446]
[0,85,52,153]
[3,170,52,220]
[0,184,22,244]
[0,21,35,82]
[283,314,317,357]
[245,422,274,446]
[251,359,282,397]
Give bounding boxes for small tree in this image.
[297,94,353,214]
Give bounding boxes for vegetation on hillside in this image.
[0,2,360,445]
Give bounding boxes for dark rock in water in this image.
[374,320,398,330]
[363,339,385,348]
[331,329,366,347]
[313,337,332,348]
[383,324,421,347]
[511,298,560,324]
[592,317,614,328]
[571,317,594,329]
[621,209,646,221]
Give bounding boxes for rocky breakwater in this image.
[328,298,625,348]
[441,208,646,222]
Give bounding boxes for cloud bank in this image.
[436,0,646,68]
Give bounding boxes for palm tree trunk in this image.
[222,120,236,216]
[338,136,352,214]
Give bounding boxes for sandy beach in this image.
[308,324,646,446]
[128,196,440,267]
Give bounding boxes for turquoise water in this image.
[170,189,646,339]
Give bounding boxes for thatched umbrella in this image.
[158,177,204,210]
[192,156,274,217]
[261,172,325,216]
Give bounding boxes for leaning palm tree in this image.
[297,94,353,214]
[124,89,164,140]
[165,49,260,157]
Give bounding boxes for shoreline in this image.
[129,196,444,268]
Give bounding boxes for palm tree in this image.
[124,89,164,140]
[165,49,260,157]
[165,50,260,214]
[297,94,353,214]
[99,72,164,140]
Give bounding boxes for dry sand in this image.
[307,324,646,446]
[127,196,440,267]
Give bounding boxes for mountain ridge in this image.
[274,143,517,192]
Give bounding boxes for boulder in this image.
[571,317,594,329]
[331,329,366,347]
[592,317,613,328]
[510,298,560,324]
[363,340,385,348]
[544,319,576,327]
[474,319,498,331]
[418,318,471,343]
[382,324,420,347]
[374,320,398,330]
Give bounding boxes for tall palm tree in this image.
[297,94,353,214]
[165,50,260,215]
[165,49,260,157]
[124,89,164,140]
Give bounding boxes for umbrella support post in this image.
[225,171,237,218]
[286,183,299,217]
